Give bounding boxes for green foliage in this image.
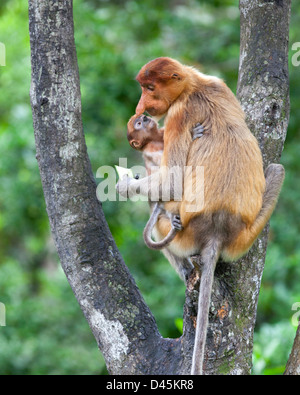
[0,0,299,375]
[253,322,295,376]
[0,259,106,374]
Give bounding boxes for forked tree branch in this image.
[28,0,293,375]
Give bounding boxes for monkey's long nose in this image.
[135,98,146,116]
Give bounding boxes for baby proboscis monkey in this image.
[127,114,203,252]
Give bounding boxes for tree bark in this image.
[285,325,300,375]
[28,0,292,375]
[181,0,291,375]
[28,0,177,375]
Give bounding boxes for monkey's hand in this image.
[116,175,134,198]
[172,214,183,231]
[117,171,164,199]
[191,123,204,141]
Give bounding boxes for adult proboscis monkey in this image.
[117,57,285,375]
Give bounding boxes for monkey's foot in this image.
[172,215,183,231]
[190,255,203,272]
[192,123,204,141]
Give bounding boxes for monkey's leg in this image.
[223,164,285,260]
[191,239,221,375]
[151,213,193,281]
[143,204,181,250]
[161,248,194,283]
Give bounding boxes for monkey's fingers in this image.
[192,123,204,141]
[116,175,131,198]
[172,215,183,231]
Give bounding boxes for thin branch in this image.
[285,325,300,375]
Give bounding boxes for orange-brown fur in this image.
[135,57,274,261]
[127,114,184,252]
[121,57,285,375]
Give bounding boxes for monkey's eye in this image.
[132,141,139,148]
[135,121,142,129]
[147,85,155,91]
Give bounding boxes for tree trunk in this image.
[28,0,292,375]
[180,0,291,375]
[28,0,172,375]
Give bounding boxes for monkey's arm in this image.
[117,123,205,199]
[116,167,179,200]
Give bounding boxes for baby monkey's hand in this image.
[191,123,204,141]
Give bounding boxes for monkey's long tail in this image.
[143,203,177,250]
[191,239,220,375]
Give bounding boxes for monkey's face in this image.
[135,85,170,117]
[135,57,187,117]
[127,115,158,151]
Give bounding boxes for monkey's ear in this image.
[172,73,182,80]
[131,140,142,149]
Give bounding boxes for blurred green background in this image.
[0,0,299,375]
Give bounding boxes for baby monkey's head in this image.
[127,114,162,151]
